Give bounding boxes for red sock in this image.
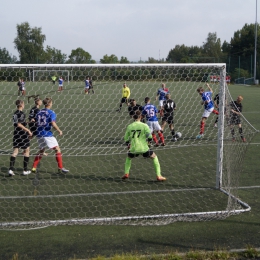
[158,131,165,144]
[213,109,219,115]
[152,133,158,144]
[56,152,63,169]
[32,155,42,169]
[200,121,205,134]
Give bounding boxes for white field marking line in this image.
[0,187,214,199]
[1,186,259,200]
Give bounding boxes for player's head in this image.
[129,99,136,106]
[43,97,53,107]
[237,95,243,103]
[166,93,170,100]
[15,99,24,108]
[197,87,204,95]
[123,83,127,88]
[35,97,42,106]
[161,83,166,88]
[144,97,150,104]
[133,110,142,120]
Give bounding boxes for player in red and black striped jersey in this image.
[161,93,177,141]
[9,100,32,177]
[229,95,246,142]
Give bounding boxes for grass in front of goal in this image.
[0,82,259,258]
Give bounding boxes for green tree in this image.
[14,22,46,63]
[119,56,130,64]
[202,32,222,60]
[0,47,17,63]
[44,46,67,64]
[67,47,95,64]
[100,54,118,64]
[166,44,202,63]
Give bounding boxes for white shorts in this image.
[59,84,63,87]
[37,136,59,150]
[147,121,162,133]
[158,100,164,107]
[85,86,89,89]
[202,107,214,118]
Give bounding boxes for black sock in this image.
[23,156,29,171]
[9,156,16,170]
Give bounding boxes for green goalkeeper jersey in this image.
[124,121,152,153]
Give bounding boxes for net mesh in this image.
[0,64,257,229]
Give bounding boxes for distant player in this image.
[28,97,42,138]
[229,95,246,142]
[122,110,166,181]
[196,83,219,139]
[51,75,57,85]
[155,83,169,117]
[31,97,69,174]
[8,100,33,176]
[58,76,64,92]
[17,78,22,96]
[161,93,177,141]
[142,97,165,146]
[116,83,130,112]
[85,76,90,94]
[21,78,26,96]
[89,77,94,94]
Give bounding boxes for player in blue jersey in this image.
[155,83,169,118]
[31,97,69,174]
[58,76,64,92]
[196,83,219,139]
[142,97,165,146]
[85,76,90,94]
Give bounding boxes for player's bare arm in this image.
[17,122,32,136]
[206,83,213,93]
[52,121,63,136]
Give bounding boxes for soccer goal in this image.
[0,63,258,229]
[32,69,70,83]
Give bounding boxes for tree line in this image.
[1,22,260,80]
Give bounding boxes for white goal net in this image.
[0,64,258,229]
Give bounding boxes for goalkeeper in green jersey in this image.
[122,110,166,181]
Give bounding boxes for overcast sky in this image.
[0,0,258,62]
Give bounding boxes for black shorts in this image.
[19,87,23,91]
[162,114,174,124]
[128,150,153,158]
[121,97,128,103]
[229,115,241,125]
[13,134,30,149]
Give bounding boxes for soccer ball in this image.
[175,132,182,138]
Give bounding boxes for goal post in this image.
[0,63,258,229]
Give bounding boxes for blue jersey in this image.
[36,108,56,137]
[202,91,214,110]
[58,78,63,85]
[157,88,169,101]
[142,104,158,122]
[85,79,90,88]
